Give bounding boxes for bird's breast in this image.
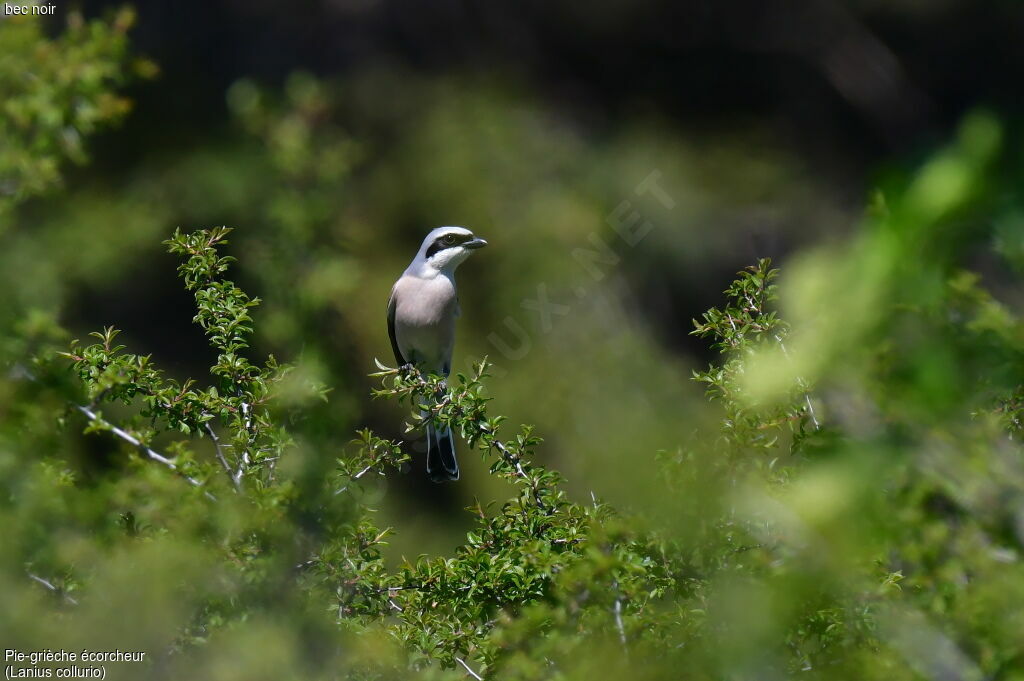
[395,277,457,327]
[393,274,458,373]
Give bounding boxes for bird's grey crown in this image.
[420,226,476,260]
[425,225,474,242]
[405,225,485,278]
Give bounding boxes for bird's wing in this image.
[387,287,406,366]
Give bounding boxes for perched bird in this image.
[388,226,487,482]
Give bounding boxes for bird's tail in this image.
[426,421,459,482]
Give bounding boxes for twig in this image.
[612,581,628,652]
[374,584,423,593]
[74,404,217,501]
[803,394,820,429]
[492,438,547,513]
[12,366,216,500]
[455,656,484,681]
[236,400,253,483]
[334,463,376,495]
[27,573,79,605]
[205,423,240,492]
[774,335,821,430]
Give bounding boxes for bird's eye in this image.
[443,234,457,244]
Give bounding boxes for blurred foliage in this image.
[0,6,151,217]
[5,6,1024,681]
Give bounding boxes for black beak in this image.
[465,237,488,249]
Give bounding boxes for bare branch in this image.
[334,463,375,496]
[205,422,241,492]
[27,573,79,605]
[610,593,626,647]
[455,656,483,681]
[236,400,253,484]
[74,404,217,501]
[774,334,821,430]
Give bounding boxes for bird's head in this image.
[414,226,487,273]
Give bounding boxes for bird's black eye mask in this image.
[426,233,472,258]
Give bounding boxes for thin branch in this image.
[803,394,820,429]
[774,335,821,430]
[12,367,216,500]
[205,423,240,492]
[611,578,629,659]
[236,400,253,483]
[491,438,547,512]
[27,573,79,605]
[374,584,423,593]
[74,404,217,501]
[334,463,376,495]
[613,593,627,649]
[455,656,484,681]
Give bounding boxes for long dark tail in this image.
[426,422,459,482]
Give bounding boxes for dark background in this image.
[87,0,1022,182]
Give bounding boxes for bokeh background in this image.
[4,0,1024,576]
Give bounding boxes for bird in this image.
[387,226,487,482]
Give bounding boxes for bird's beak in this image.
[465,237,488,249]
